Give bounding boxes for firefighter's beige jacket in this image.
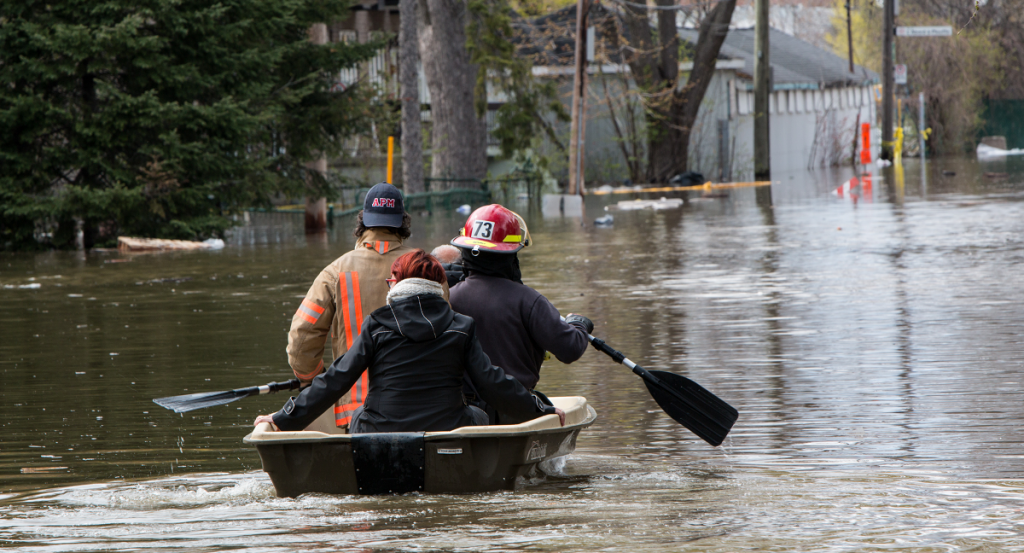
[285,228,448,426]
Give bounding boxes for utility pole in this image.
[846,0,854,73]
[568,0,590,195]
[753,0,770,181]
[881,0,894,160]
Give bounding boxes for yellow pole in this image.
[386,136,394,184]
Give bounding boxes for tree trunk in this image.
[670,0,735,181]
[417,0,487,186]
[305,23,329,233]
[621,0,681,182]
[620,0,736,183]
[399,0,424,193]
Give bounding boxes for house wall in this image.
[555,70,739,184]
[731,85,878,176]
[578,73,644,183]
[554,70,878,184]
[683,71,737,181]
[515,73,647,184]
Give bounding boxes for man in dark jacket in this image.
[256,249,560,433]
[448,205,593,422]
[431,244,465,288]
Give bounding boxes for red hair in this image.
[391,249,446,285]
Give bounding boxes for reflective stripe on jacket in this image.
[286,228,410,426]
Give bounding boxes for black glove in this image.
[565,314,594,335]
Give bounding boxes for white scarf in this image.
[386,277,444,305]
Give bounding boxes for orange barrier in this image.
[860,123,872,165]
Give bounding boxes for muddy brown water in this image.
[3,158,1024,551]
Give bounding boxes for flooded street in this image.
[3,157,1024,551]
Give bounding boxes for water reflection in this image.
[2,157,1024,551]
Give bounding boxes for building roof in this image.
[678,27,878,89]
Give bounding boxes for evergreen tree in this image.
[0,0,380,250]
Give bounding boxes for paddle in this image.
[153,379,301,413]
[566,318,738,446]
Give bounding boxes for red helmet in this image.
[451,204,527,254]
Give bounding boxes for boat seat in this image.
[426,396,590,436]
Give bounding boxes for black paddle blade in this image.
[642,370,738,446]
[153,389,251,413]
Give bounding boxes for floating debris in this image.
[21,467,69,473]
[118,236,223,252]
[456,204,472,215]
[977,143,1024,158]
[3,283,42,290]
[136,277,194,286]
[614,198,684,211]
[594,215,614,226]
[668,171,705,186]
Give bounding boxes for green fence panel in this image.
[980,99,1024,149]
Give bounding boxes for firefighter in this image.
[286,182,446,430]
[448,204,593,423]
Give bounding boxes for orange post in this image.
[386,136,394,184]
[860,123,872,165]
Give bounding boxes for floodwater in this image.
[2,157,1024,551]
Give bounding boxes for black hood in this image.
[461,250,523,283]
[371,294,454,343]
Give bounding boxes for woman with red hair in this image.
[255,249,564,433]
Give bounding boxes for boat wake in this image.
[538,455,568,476]
[8,471,278,509]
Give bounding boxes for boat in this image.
[244,396,596,496]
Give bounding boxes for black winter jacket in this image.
[271,294,554,432]
[441,262,465,288]
[449,275,589,389]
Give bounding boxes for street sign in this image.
[894,64,907,85]
[896,26,953,37]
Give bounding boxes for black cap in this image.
[362,182,405,228]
